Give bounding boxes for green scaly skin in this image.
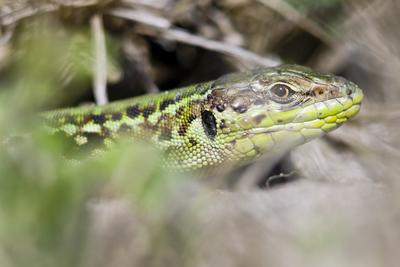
[41,65,363,171]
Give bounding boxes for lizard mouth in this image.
[225,90,363,159]
[247,94,362,136]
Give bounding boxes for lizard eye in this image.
[269,83,297,104]
[270,84,294,98]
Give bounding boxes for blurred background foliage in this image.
[0,0,400,266]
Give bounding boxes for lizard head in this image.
[203,64,363,162]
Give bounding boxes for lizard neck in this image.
[42,82,212,152]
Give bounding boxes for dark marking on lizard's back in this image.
[82,132,106,147]
[126,105,141,118]
[50,128,106,160]
[156,114,174,141]
[111,112,122,121]
[159,99,175,111]
[92,114,106,124]
[176,106,186,136]
[176,106,197,136]
[82,114,93,124]
[142,105,156,119]
[78,124,112,150]
[71,132,109,158]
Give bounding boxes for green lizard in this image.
[42,65,363,171]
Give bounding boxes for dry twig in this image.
[108,7,281,67]
[91,14,109,105]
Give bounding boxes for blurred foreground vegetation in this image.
[0,0,400,266]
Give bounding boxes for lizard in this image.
[41,64,363,171]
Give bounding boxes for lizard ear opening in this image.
[201,110,217,140]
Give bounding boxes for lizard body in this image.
[42,65,363,171]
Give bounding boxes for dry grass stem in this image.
[91,14,109,105]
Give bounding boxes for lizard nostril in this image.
[346,89,352,96]
[313,87,325,96]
